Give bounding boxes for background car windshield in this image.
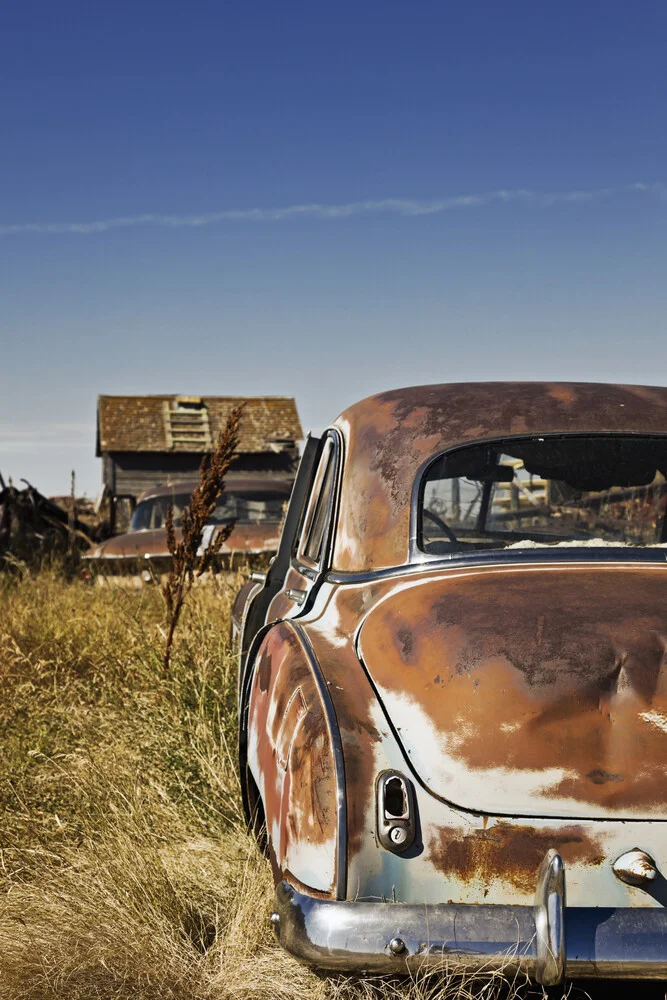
[420,435,667,554]
[131,490,286,531]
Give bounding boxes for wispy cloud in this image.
[1,182,665,236]
[0,423,93,454]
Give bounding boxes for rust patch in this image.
[430,822,605,894]
[586,768,624,785]
[305,585,386,864]
[247,623,338,892]
[358,564,667,816]
[257,645,272,692]
[397,627,414,661]
[276,687,308,770]
[95,521,283,560]
[333,381,667,571]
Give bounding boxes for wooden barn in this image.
[97,394,302,531]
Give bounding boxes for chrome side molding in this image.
[534,849,565,987]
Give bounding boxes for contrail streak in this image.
[1,182,664,236]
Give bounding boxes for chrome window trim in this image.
[327,549,667,586]
[291,621,347,900]
[293,427,344,579]
[297,436,335,571]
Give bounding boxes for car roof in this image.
[137,475,293,504]
[332,381,667,573]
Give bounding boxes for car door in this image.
[265,428,341,623]
[237,434,322,676]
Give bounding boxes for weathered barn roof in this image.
[97,395,303,455]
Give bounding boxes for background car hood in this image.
[358,563,667,819]
[89,523,281,559]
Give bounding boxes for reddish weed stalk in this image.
[162,404,243,671]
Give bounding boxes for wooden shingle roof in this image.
[97,395,303,455]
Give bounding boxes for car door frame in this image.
[286,427,342,606]
[237,434,322,677]
[239,427,343,655]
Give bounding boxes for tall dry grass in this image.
[162,403,243,671]
[0,570,603,999]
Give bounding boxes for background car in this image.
[233,381,667,989]
[86,475,292,581]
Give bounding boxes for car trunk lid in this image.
[357,563,667,818]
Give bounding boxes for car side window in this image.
[297,435,337,570]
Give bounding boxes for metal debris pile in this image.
[0,475,105,565]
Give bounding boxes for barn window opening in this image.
[164,397,213,450]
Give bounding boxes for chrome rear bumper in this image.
[272,874,667,983]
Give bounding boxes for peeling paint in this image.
[333,381,667,571]
[240,381,667,916]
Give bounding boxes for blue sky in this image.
[1,1,666,495]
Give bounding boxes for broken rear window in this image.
[419,435,667,555]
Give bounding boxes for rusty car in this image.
[232,382,667,989]
[85,475,291,581]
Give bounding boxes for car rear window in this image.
[419,435,667,555]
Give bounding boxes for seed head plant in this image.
[162,404,244,671]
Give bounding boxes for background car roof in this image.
[333,381,667,573]
[137,475,294,504]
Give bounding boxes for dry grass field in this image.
[0,567,635,1000]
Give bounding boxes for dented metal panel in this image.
[357,563,667,818]
[246,622,342,896]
